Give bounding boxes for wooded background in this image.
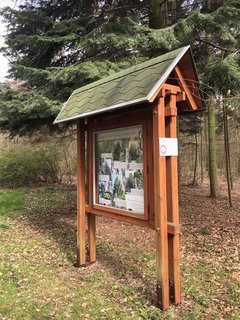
[0,0,239,203]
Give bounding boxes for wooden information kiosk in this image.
[54,46,203,310]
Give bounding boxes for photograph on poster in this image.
[94,126,144,214]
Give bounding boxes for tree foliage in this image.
[0,83,60,135]
[0,0,239,135]
[126,173,135,192]
[113,177,124,198]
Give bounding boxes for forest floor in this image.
[0,180,239,319]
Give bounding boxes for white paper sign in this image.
[159,138,178,156]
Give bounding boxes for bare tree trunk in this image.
[200,131,204,183]
[208,98,218,198]
[149,0,166,28]
[223,102,233,207]
[204,112,208,176]
[237,103,240,176]
[225,105,233,189]
[192,132,198,185]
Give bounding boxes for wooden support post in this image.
[86,124,96,263]
[77,119,86,266]
[88,213,96,263]
[153,94,170,310]
[165,93,181,304]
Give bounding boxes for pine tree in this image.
[0,0,239,136]
[126,173,135,192]
[113,178,123,198]
[113,142,122,161]
[129,144,138,162]
[0,0,179,134]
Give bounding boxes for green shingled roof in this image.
[54,46,190,123]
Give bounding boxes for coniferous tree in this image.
[0,0,239,137]
[113,142,122,161]
[113,178,124,198]
[126,173,135,192]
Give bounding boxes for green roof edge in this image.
[54,45,190,124]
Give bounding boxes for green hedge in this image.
[0,146,60,186]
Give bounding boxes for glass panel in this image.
[94,126,144,214]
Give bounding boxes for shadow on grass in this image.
[24,187,157,305]
[96,239,157,304]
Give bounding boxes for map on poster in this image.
[94,126,144,214]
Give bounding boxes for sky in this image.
[0,0,16,82]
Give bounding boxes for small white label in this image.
[159,138,178,156]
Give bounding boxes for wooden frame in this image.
[55,46,205,312]
[165,93,181,304]
[76,81,198,310]
[153,94,169,309]
[85,108,157,227]
[91,122,148,220]
[76,119,86,266]
[76,87,182,310]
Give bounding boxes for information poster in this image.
[94,126,144,214]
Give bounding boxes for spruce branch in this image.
[196,38,238,53]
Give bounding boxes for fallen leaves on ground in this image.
[0,180,239,319]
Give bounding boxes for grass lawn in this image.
[0,184,239,319]
[0,189,29,227]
